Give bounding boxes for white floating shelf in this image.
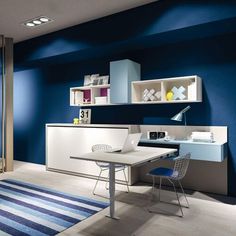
[131,75,202,104]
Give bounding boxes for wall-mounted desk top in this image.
[139,138,227,162]
[140,138,226,146]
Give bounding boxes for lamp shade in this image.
[171,112,183,122]
[171,105,191,123]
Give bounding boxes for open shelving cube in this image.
[162,76,201,102]
[70,84,110,106]
[132,80,162,104]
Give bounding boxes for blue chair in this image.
[92,144,129,195]
[148,153,191,217]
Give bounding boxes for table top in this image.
[70,146,177,166]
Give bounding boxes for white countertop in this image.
[46,123,136,128]
[46,124,227,145]
[140,138,226,146]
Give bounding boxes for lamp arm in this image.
[184,112,187,126]
[180,105,191,114]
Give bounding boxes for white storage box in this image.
[95,96,107,104]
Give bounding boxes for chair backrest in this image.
[92,144,112,167]
[173,153,191,180]
[92,144,112,152]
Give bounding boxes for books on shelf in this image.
[74,91,83,105]
[191,132,214,142]
[188,82,196,100]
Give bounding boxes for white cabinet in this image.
[70,84,110,106]
[46,125,134,183]
[132,75,202,104]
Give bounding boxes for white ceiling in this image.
[0,0,156,43]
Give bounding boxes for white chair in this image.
[147,153,191,217]
[92,144,129,195]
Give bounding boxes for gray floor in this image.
[1,161,236,236]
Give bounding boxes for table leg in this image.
[106,163,120,220]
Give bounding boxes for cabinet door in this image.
[110,59,140,104]
[46,127,129,181]
[180,143,225,162]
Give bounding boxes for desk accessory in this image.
[172,86,186,100]
[73,118,79,125]
[79,109,91,124]
[84,75,92,86]
[158,131,167,139]
[171,105,191,126]
[147,131,158,139]
[166,91,174,101]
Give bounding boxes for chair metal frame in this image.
[92,144,129,195]
[149,153,191,217]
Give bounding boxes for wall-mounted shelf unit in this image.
[131,75,202,104]
[70,84,110,106]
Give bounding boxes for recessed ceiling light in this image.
[26,22,35,27]
[40,17,49,22]
[23,16,53,28]
[33,20,42,25]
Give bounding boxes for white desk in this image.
[70,146,177,219]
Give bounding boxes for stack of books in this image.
[191,132,214,142]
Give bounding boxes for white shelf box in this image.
[162,76,201,102]
[70,84,110,106]
[132,80,162,103]
[131,75,202,104]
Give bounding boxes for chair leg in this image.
[178,180,189,208]
[152,176,155,194]
[150,176,155,201]
[93,169,103,195]
[105,171,109,190]
[159,177,162,202]
[123,169,129,193]
[168,179,184,217]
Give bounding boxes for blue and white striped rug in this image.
[0,179,109,236]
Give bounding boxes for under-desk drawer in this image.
[179,143,226,162]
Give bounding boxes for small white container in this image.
[95,96,107,104]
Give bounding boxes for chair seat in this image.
[149,167,178,178]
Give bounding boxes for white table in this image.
[70,146,177,219]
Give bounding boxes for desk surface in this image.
[140,138,226,146]
[70,146,177,166]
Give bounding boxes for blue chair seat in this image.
[149,167,178,178]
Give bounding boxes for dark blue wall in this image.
[13,1,236,196]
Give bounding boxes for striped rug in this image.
[0,179,109,236]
